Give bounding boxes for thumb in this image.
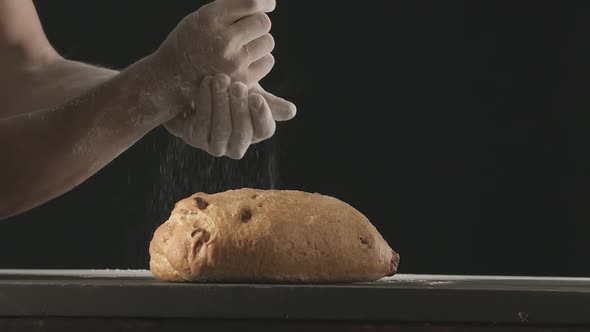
[250,84,297,121]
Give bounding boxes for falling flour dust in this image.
[140,130,281,266]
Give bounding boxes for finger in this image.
[249,93,276,143]
[242,33,275,63]
[226,82,254,159]
[251,85,297,121]
[163,102,194,140]
[210,0,276,25]
[188,76,215,148]
[245,53,275,83]
[208,74,232,157]
[227,13,272,46]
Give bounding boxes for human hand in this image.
[249,83,297,121]
[148,0,277,120]
[166,74,277,159]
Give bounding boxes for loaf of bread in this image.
[149,188,399,283]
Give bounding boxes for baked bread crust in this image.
[149,188,399,282]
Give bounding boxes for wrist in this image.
[133,52,199,124]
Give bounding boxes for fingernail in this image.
[230,84,246,98]
[214,80,225,91]
[214,76,228,91]
[249,95,263,109]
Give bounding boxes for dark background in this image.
[0,1,589,276]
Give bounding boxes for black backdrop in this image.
[0,1,589,276]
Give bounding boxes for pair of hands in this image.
[152,0,296,159]
[165,74,276,159]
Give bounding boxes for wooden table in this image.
[0,270,589,331]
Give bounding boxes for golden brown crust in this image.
[149,188,399,283]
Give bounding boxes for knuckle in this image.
[215,35,233,57]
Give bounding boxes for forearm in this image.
[0,0,288,219]
[0,55,170,219]
[1,58,122,117]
